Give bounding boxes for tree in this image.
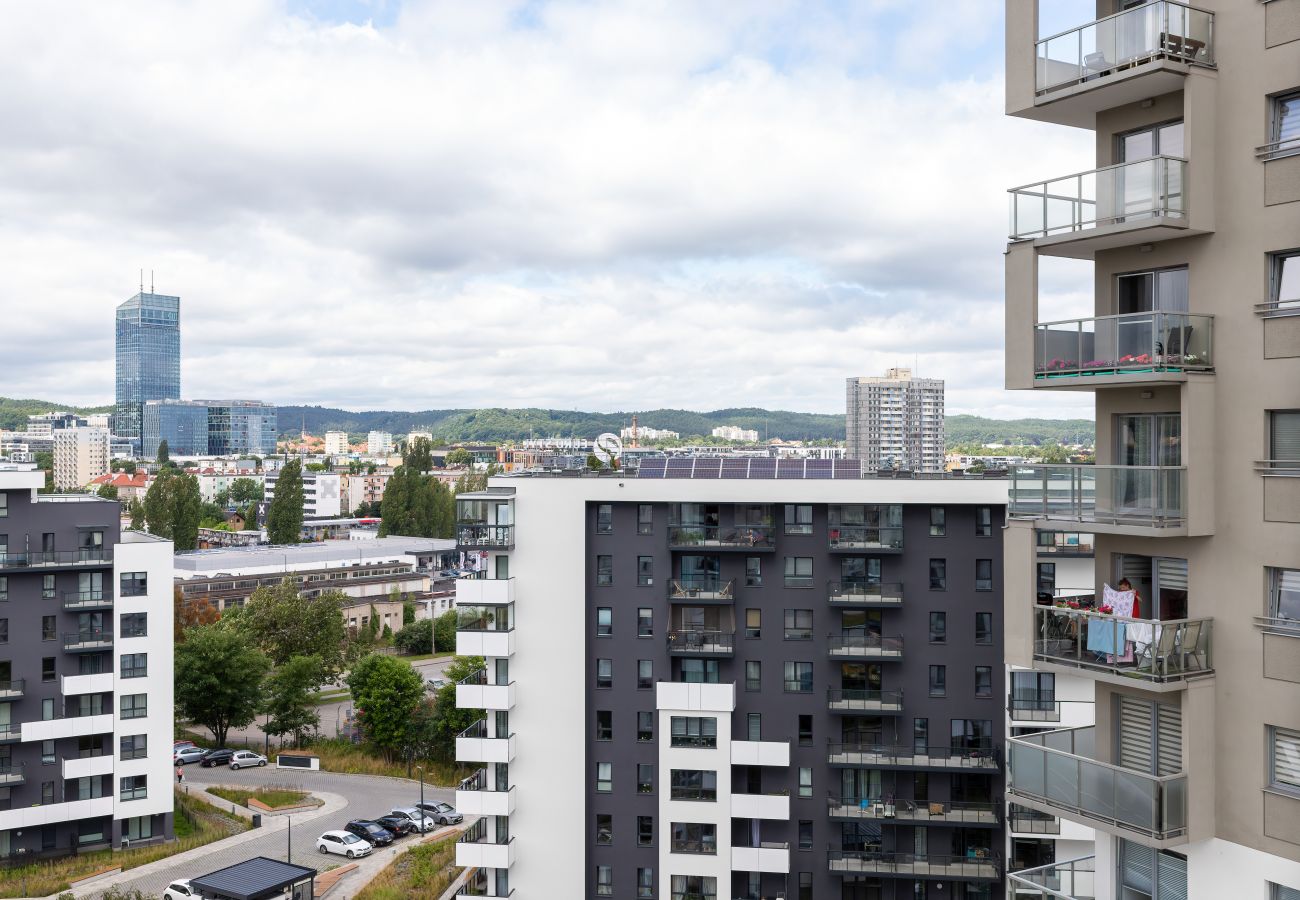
[232,578,347,681]
[174,585,220,641]
[354,499,382,517]
[434,609,458,653]
[394,618,433,654]
[174,626,269,747]
[427,655,484,762]
[127,498,145,530]
[34,450,54,493]
[444,448,472,468]
[402,599,416,626]
[142,470,174,539]
[214,488,231,509]
[199,501,224,527]
[96,483,118,500]
[266,458,305,544]
[110,459,136,474]
[141,469,201,550]
[156,439,170,465]
[347,654,425,759]
[404,437,434,473]
[263,655,323,748]
[229,477,262,505]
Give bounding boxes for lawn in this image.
[353,834,460,900]
[207,785,314,810]
[0,790,248,898]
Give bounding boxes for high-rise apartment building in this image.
[367,431,395,456]
[324,432,349,456]
[141,400,277,458]
[0,464,174,857]
[1002,4,1300,898]
[52,427,110,491]
[846,369,946,474]
[451,468,1009,899]
[114,292,181,446]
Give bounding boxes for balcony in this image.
[61,673,113,696]
[0,679,23,700]
[826,689,904,715]
[1009,157,1193,257]
[827,632,903,661]
[62,590,114,611]
[0,549,113,571]
[0,795,114,831]
[62,754,114,780]
[731,740,790,767]
[1008,804,1062,836]
[456,524,513,550]
[455,577,514,606]
[827,743,999,771]
[456,627,514,659]
[667,630,735,657]
[667,525,775,551]
[1008,726,1186,844]
[455,669,515,711]
[456,720,516,764]
[732,842,789,874]
[456,820,516,870]
[731,791,790,820]
[1035,532,1095,556]
[63,630,113,652]
[456,768,516,817]
[0,724,20,743]
[1009,855,1096,900]
[1009,464,1186,534]
[1008,697,1062,724]
[827,526,903,553]
[668,577,735,603]
[828,581,903,607]
[827,798,1000,828]
[0,764,23,786]
[21,712,115,744]
[827,850,1000,882]
[1033,606,1212,686]
[1034,312,1213,387]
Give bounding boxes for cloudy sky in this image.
[0,0,1098,419]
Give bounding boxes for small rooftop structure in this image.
[188,856,315,900]
[174,535,455,577]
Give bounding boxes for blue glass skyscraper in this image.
[115,292,181,445]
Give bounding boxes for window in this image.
[637,659,653,690]
[637,557,654,587]
[596,608,612,636]
[596,556,613,586]
[744,608,761,639]
[1268,250,1300,316]
[783,661,813,693]
[798,820,813,851]
[596,762,612,793]
[120,774,147,801]
[42,698,55,721]
[41,781,55,804]
[930,507,946,536]
[798,714,812,747]
[119,572,147,597]
[0,617,7,644]
[121,653,147,679]
[1268,90,1300,160]
[0,494,5,517]
[596,504,613,534]
[42,657,55,681]
[637,816,654,848]
[42,616,55,641]
[120,613,147,638]
[929,559,946,590]
[0,576,6,601]
[975,559,993,592]
[783,608,813,640]
[680,659,719,683]
[975,506,992,537]
[1268,568,1300,624]
[929,665,946,697]
[747,713,761,741]
[638,607,653,637]
[121,694,147,719]
[637,866,654,899]
[951,719,993,753]
[929,612,946,644]
[798,767,812,798]
[784,557,813,588]
[975,666,993,697]
[595,813,612,845]
[595,864,613,896]
[745,556,762,587]
[670,716,717,748]
[1270,726,1300,794]
[596,658,612,689]
[670,769,717,801]
[637,504,653,535]
[745,660,761,692]
[596,710,612,741]
[123,816,153,841]
[975,612,993,644]
[42,575,55,600]
[1037,562,1056,596]
[42,740,55,763]
[120,734,147,761]
[798,873,812,900]
[637,763,653,794]
[671,876,716,900]
[913,718,928,754]
[638,711,654,742]
[670,822,716,854]
[1270,410,1300,465]
[784,504,813,534]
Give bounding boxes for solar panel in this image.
[748,458,776,479]
[637,459,666,478]
[692,458,722,478]
[805,459,834,479]
[834,460,862,479]
[665,458,695,478]
[720,458,750,479]
[776,459,804,479]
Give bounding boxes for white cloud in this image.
[0,0,1094,420]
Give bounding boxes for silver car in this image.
[389,806,437,832]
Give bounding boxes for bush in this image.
[394,619,433,654]
[434,610,457,653]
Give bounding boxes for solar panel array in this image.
[635,457,862,479]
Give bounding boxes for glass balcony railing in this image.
[1036,312,1213,379]
[1037,1,1214,95]
[62,590,113,611]
[826,689,904,714]
[0,549,112,569]
[666,629,735,656]
[1008,804,1063,836]
[826,743,999,770]
[1010,464,1186,528]
[1007,696,1062,723]
[1009,855,1096,900]
[456,524,513,548]
[1008,726,1187,841]
[1009,156,1187,241]
[827,850,1000,881]
[827,797,1001,826]
[668,576,735,601]
[667,525,775,550]
[828,581,904,606]
[63,631,113,652]
[827,632,904,659]
[828,526,904,552]
[1033,606,1212,682]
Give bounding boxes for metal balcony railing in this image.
[827,850,1001,880]
[1033,606,1212,682]
[827,581,904,605]
[1035,312,1213,380]
[825,689,904,713]
[667,525,774,550]
[1010,464,1186,528]
[1008,855,1096,900]
[827,632,904,659]
[1010,156,1187,241]
[826,743,999,770]
[666,630,734,656]
[62,591,113,611]
[827,526,904,552]
[668,576,735,601]
[827,797,1001,826]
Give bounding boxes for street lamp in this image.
[416,765,425,829]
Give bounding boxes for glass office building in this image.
[143,400,277,458]
[115,292,181,443]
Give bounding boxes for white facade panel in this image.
[730,844,790,874]
[0,796,114,830]
[457,735,516,764]
[22,713,115,743]
[457,787,517,817]
[455,577,515,606]
[730,740,790,768]
[61,673,115,695]
[730,792,789,820]
[63,754,115,780]
[456,838,517,870]
[457,682,515,711]
[456,629,515,658]
[655,681,735,713]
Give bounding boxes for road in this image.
[91,763,456,898]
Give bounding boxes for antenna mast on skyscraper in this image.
[139,269,144,294]
[150,270,154,293]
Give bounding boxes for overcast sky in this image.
[0,0,1098,419]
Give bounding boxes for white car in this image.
[173,746,208,766]
[229,750,267,770]
[316,829,373,858]
[163,880,199,900]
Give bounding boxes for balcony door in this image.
[1114,268,1190,362]
[1114,413,1181,517]
[1116,120,1185,222]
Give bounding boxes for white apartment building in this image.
[195,472,263,505]
[367,431,395,456]
[52,427,110,491]
[323,431,349,456]
[711,426,760,443]
[621,426,681,442]
[846,368,946,474]
[263,470,342,519]
[407,431,433,446]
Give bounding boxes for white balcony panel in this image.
[656,681,735,713]
[0,795,113,830]
[731,793,790,820]
[61,673,114,695]
[456,629,515,658]
[62,755,114,780]
[456,839,516,870]
[455,578,514,606]
[456,786,516,817]
[731,845,790,874]
[22,714,114,743]
[457,682,515,711]
[730,740,790,767]
[457,735,516,764]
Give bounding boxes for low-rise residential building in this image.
[343,472,391,514]
[52,427,110,491]
[194,471,264,505]
[711,425,760,442]
[88,472,151,503]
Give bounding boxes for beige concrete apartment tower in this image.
[1001,3,1300,899]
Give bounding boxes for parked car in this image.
[425,678,447,692]
[229,750,267,770]
[173,740,197,751]
[344,819,395,846]
[200,748,235,768]
[173,746,209,766]
[415,800,463,825]
[375,814,416,837]
[163,880,198,900]
[388,806,437,833]
[316,830,372,859]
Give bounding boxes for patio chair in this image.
[1083,51,1111,79]
[1177,619,1208,671]
[1140,623,1181,676]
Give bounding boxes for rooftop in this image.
[189,856,315,900]
[174,536,454,575]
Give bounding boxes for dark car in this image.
[200,748,235,768]
[344,819,395,846]
[375,814,416,837]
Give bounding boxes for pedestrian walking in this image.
[176,765,184,784]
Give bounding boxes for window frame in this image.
[637,556,654,587]
[596,555,613,586]
[975,558,993,592]
[929,611,947,644]
[744,608,761,639]
[975,506,992,537]
[783,661,813,693]
[596,658,612,689]
[783,608,813,640]
[1270,725,1300,796]
[929,506,946,536]
[595,710,613,742]
[637,659,653,690]
[596,504,613,535]
[784,504,813,535]
[744,556,762,587]
[1265,89,1300,161]
[119,572,148,598]
[784,556,814,588]
[595,813,613,845]
[596,762,612,793]
[928,664,947,698]
[637,504,653,535]
[637,816,654,848]
[120,734,147,761]
[121,693,148,720]
[596,607,612,637]
[120,653,147,679]
[120,774,148,802]
[744,660,761,692]
[929,558,947,591]
[637,711,654,742]
[975,612,993,645]
[637,607,653,637]
[974,665,993,698]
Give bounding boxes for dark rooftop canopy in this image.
[189,857,316,900]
